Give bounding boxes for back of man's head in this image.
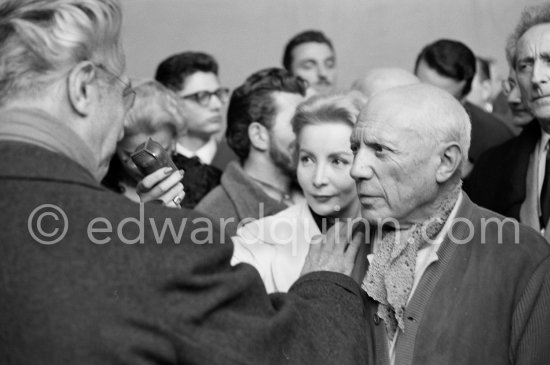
[155,51,218,91]
[0,0,124,106]
[282,30,333,71]
[414,39,476,98]
[351,68,419,99]
[226,68,307,161]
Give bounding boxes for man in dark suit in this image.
[350,83,550,364]
[0,1,372,364]
[414,39,513,177]
[465,4,550,242]
[155,51,237,208]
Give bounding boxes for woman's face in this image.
[297,121,359,219]
[116,125,176,182]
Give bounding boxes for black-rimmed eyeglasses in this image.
[181,87,230,107]
[95,63,136,110]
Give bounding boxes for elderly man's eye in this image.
[373,144,385,154]
[517,61,533,73]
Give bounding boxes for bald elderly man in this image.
[350,84,550,364]
[351,67,419,98]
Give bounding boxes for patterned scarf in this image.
[363,184,461,339]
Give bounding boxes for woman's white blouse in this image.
[231,201,321,293]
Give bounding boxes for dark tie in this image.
[540,144,550,227]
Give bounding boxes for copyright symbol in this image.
[28,204,68,245]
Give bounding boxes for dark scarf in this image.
[363,184,461,339]
[172,154,221,209]
[309,206,338,233]
[0,107,98,180]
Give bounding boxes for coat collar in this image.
[494,120,541,215]
[221,161,288,220]
[0,141,100,189]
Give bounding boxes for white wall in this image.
[121,0,539,89]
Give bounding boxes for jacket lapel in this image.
[499,120,540,218]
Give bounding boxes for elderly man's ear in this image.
[435,143,463,183]
[67,61,96,117]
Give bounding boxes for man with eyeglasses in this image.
[499,69,534,134]
[155,51,237,208]
[0,1,372,364]
[465,3,550,243]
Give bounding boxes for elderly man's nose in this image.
[351,152,374,180]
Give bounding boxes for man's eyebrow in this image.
[517,55,534,63]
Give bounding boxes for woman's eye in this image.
[300,155,312,164]
[332,158,349,166]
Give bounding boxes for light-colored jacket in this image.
[232,201,320,293]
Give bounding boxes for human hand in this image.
[136,167,185,208]
[300,221,364,277]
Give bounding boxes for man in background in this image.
[351,67,420,99]
[466,56,497,113]
[414,39,513,176]
[282,30,337,94]
[492,39,534,135]
[197,68,306,237]
[155,51,237,207]
[466,4,550,242]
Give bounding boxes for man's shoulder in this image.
[467,121,540,181]
[471,136,521,171]
[196,184,234,216]
[466,102,510,132]
[467,202,550,261]
[465,102,514,160]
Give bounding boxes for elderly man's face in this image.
[350,98,439,227]
[516,23,550,128]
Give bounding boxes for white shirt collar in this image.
[175,138,217,164]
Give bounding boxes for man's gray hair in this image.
[0,0,124,105]
[506,3,550,67]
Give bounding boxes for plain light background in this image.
[121,0,539,90]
